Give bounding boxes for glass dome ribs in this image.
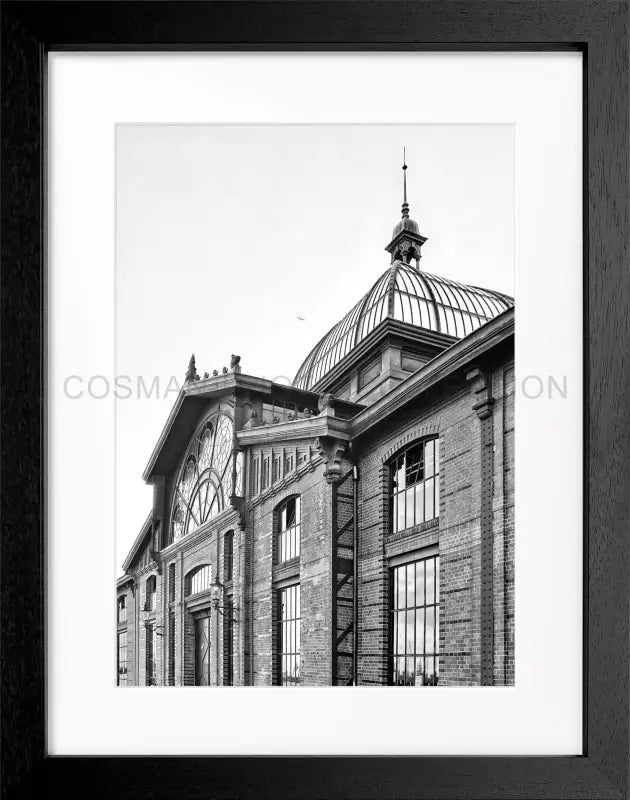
[293,262,512,392]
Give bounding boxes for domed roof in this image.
[293,262,513,391]
[391,215,421,239]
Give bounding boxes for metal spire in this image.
[401,147,410,219]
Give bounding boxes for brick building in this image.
[116,181,515,688]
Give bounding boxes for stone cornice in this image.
[236,409,352,447]
[116,574,135,590]
[351,309,514,439]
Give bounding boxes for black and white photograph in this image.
[4,2,627,794]
[114,124,515,688]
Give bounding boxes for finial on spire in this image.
[401,147,409,219]
[185,353,199,383]
[385,148,427,267]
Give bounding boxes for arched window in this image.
[169,412,235,543]
[185,565,212,597]
[390,438,440,533]
[276,496,301,563]
[224,531,234,582]
[145,575,157,612]
[117,596,127,624]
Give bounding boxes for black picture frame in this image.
[1,1,627,798]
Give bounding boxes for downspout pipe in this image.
[352,464,360,686]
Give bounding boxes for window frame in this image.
[168,411,236,544]
[277,582,301,687]
[145,575,157,613]
[145,623,156,686]
[223,597,234,686]
[117,630,128,686]
[193,614,211,686]
[185,564,212,597]
[224,531,234,583]
[275,495,301,564]
[388,553,440,687]
[117,595,127,624]
[167,610,176,687]
[168,563,176,603]
[389,437,440,534]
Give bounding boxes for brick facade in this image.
[118,310,515,688]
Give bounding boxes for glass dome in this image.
[293,262,513,391]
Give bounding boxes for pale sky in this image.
[116,124,514,569]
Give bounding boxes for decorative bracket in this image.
[316,436,346,484]
[466,366,495,420]
[150,550,162,575]
[229,494,246,528]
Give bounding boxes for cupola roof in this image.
[293,152,513,392]
[293,262,513,391]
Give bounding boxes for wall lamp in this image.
[209,576,239,623]
[141,604,164,636]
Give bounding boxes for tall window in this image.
[117,596,127,624]
[390,554,440,686]
[224,531,234,582]
[168,611,176,686]
[145,575,157,612]
[194,616,211,686]
[278,583,300,686]
[168,563,176,603]
[186,565,212,596]
[169,413,235,543]
[145,624,156,686]
[117,631,128,686]
[224,598,234,686]
[277,496,301,563]
[390,438,440,533]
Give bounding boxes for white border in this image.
[48,53,582,755]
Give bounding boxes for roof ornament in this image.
[385,148,427,268]
[318,392,336,416]
[401,147,410,220]
[185,353,199,383]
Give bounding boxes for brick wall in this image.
[247,442,333,686]
[119,351,515,687]
[116,584,135,686]
[355,357,515,686]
